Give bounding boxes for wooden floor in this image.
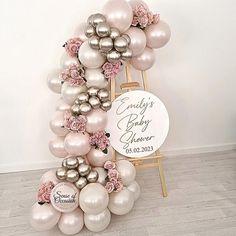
[0,150,236,236]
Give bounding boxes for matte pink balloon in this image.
[50,111,69,137]
[127,0,149,10]
[103,0,133,33]
[58,208,84,235]
[131,47,155,71]
[86,109,108,133]
[40,170,60,185]
[145,20,171,49]
[74,22,87,41]
[125,27,146,56]
[64,132,91,156]
[87,145,113,167]
[49,136,67,158]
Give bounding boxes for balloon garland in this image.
[30,0,170,234]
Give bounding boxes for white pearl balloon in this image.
[50,111,69,136]
[116,160,136,186]
[85,68,109,88]
[94,167,108,186]
[74,22,88,41]
[49,136,67,158]
[60,52,79,69]
[61,82,87,105]
[84,208,111,233]
[47,69,62,93]
[127,181,141,201]
[40,170,60,185]
[56,98,71,111]
[79,183,109,214]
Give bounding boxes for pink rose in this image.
[139,15,149,28]
[153,14,160,24]
[104,161,116,170]
[132,16,139,26]
[105,181,115,193]
[114,181,123,192]
[65,37,83,57]
[37,181,54,203]
[64,112,87,132]
[135,5,148,17]
[108,169,119,180]
[147,12,154,25]
[102,62,121,80]
[89,131,110,151]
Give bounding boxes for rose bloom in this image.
[65,37,83,57]
[108,169,119,180]
[37,181,54,203]
[114,181,123,192]
[105,181,115,193]
[139,15,149,28]
[135,4,148,17]
[153,14,160,24]
[104,160,116,170]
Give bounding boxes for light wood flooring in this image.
[0,150,236,236]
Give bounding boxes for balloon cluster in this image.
[85,13,133,63]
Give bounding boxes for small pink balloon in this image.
[40,170,60,185]
[125,27,147,56]
[58,208,84,235]
[64,132,91,156]
[145,20,171,49]
[87,145,113,167]
[49,137,68,158]
[86,109,108,133]
[131,47,155,71]
[50,111,69,137]
[127,0,149,10]
[74,22,87,41]
[56,98,71,112]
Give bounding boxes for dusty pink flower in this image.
[132,16,139,26]
[89,131,110,151]
[135,4,148,17]
[104,161,116,170]
[64,37,83,57]
[108,169,119,180]
[102,62,121,80]
[114,181,123,192]
[153,14,160,24]
[139,15,149,28]
[64,111,87,132]
[105,181,115,193]
[37,181,54,203]
[147,12,154,25]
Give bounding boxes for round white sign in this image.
[107,90,169,158]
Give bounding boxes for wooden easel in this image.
[110,63,168,197]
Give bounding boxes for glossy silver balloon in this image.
[94,167,108,186]
[107,50,121,63]
[101,101,112,111]
[75,177,88,189]
[62,158,67,168]
[66,169,79,183]
[87,14,95,25]
[87,87,100,96]
[89,36,100,50]
[122,34,131,45]
[127,181,141,201]
[87,170,99,183]
[98,89,109,102]
[77,156,86,165]
[76,92,89,104]
[79,183,109,214]
[49,137,67,158]
[99,37,113,52]
[78,163,91,176]
[92,13,106,27]
[96,22,111,38]
[110,27,120,39]
[114,36,128,52]
[89,96,101,109]
[56,98,71,112]
[74,22,87,41]
[66,157,79,169]
[85,24,96,38]
[71,104,80,115]
[47,69,62,93]
[50,111,69,137]
[58,208,84,235]
[56,167,67,180]
[79,102,92,115]
[30,203,61,231]
[60,52,79,69]
[84,208,111,232]
[85,68,109,89]
[108,188,134,215]
[121,48,133,61]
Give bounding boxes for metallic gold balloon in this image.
[85,24,96,38]
[107,50,121,63]
[76,92,89,104]
[71,104,80,115]
[62,159,67,168]
[66,157,79,169]
[122,34,131,45]
[79,102,92,115]
[78,164,91,176]
[96,22,111,38]
[94,167,108,186]
[87,87,100,97]
[89,96,101,109]
[99,37,113,52]
[87,14,95,25]
[66,169,79,183]
[101,101,112,111]
[114,36,128,52]
[77,156,86,165]
[89,36,100,50]
[75,177,87,189]
[110,27,120,39]
[86,170,99,183]
[98,89,109,102]
[56,167,67,180]
[121,48,132,61]
[92,13,106,27]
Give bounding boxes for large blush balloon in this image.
[58,208,84,235]
[102,0,133,33]
[79,183,109,214]
[127,181,141,201]
[56,98,71,112]
[131,47,155,71]
[116,160,136,186]
[85,68,109,89]
[60,52,79,69]
[127,0,149,10]
[49,136,67,158]
[145,20,171,49]
[86,109,108,133]
[84,208,111,233]
[74,22,87,41]
[30,203,61,231]
[64,132,91,156]
[108,188,134,215]
[61,82,87,105]
[40,170,60,185]
[87,146,113,167]
[47,69,62,94]
[125,27,147,56]
[50,111,69,137]
[78,41,105,68]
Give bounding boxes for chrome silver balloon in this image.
[87,14,95,25]
[96,22,111,38]
[75,177,87,189]
[79,102,92,115]
[89,96,101,109]
[76,92,89,104]
[71,104,80,115]
[114,36,128,52]
[56,167,67,180]
[66,157,79,169]
[94,167,108,186]
[87,87,100,97]
[89,36,100,50]
[101,101,112,111]
[86,170,99,183]
[107,50,121,63]
[110,27,120,39]
[78,164,91,176]
[98,89,109,102]
[121,48,133,61]
[66,169,79,183]
[99,37,113,52]
[92,13,106,27]
[77,156,86,165]
[85,24,96,38]
[122,34,131,45]
[62,159,67,168]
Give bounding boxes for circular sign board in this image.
[50,182,79,213]
[107,90,169,158]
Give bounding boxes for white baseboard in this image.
[1,143,236,173]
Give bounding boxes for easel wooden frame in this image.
[110,63,168,197]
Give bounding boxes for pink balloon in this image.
[125,27,147,57]
[103,0,133,33]
[87,145,113,167]
[145,20,171,49]
[64,132,91,156]
[50,111,69,137]
[127,0,149,10]
[86,109,108,133]
[131,47,155,71]
[56,98,71,112]
[40,170,60,185]
[58,208,84,235]
[74,22,87,41]
[49,136,68,158]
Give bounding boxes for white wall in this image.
[0,0,235,173]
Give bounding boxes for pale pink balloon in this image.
[40,170,60,185]
[145,20,171,49]
[103,0,133,33]
[125,27,146,56]
[47,69,62,94]
[64,132,91,156]
[58,208,84,235]
[127,0,149,10]
[50,111,69,137]
[49,136,67,158]
[131,47,155,71]
[86,109,108,133]
[87,145,113,167]
[56,98,71,112]
[74,22,87,41]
